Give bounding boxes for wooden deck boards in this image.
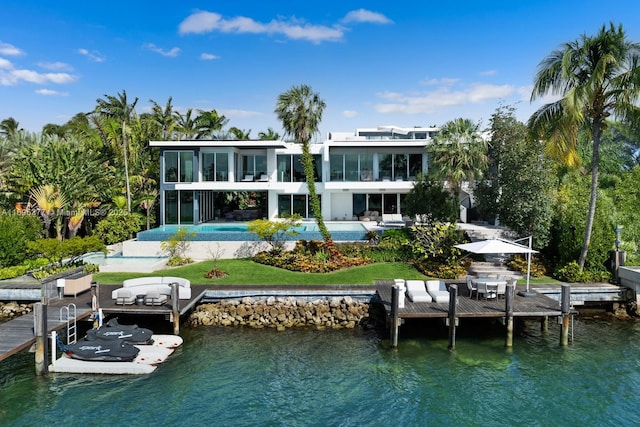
[0,294,93,362]
[375,281,563,319]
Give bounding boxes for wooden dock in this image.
[0,294,93,362]
[375,280,575,348]
[0,284,205,363]
[375,281,564,319]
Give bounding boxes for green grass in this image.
[93,259,428,286]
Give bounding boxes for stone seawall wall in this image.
[187,296,371,331]
[0,301,33,320]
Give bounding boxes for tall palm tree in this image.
[228,126,251,140]
[94,90,139,212]
[529,22,640,271]
[426,118,488,200]
[275,84,331,243]
[258,127,280,140]
[150,96,177,140]
[0,117,21,138]
[196,109,229,139]
[175,108,199,140]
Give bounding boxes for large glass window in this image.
[353,194,366,217]
[345,154,359,181]
[180,191,194,223]
[165,190,178,224]
[242,154,267,178]
[408,153,423,180]
[330,154,344,181]
[164,151,193,183]
[277,155,291,182]
[394,154,408,181]
[278,194,291,216]
[379,154,392,181]
[277,155,322,182]
[202,152,229,181]
[278,194,320,218]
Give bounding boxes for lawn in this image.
[93,259,429,286]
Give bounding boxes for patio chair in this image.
[114,288,135,305]
[144,290,167,306]
[466,275,478,299]
[241,174,254,182]
[405,280,432,303]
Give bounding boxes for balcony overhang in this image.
[150,140,289,149]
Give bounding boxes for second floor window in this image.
[164,151,193,183]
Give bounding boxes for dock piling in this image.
[34,302,48,376]
[560,284,571,346]
[505,283,515,347]
[171,282,180,335]
[447,284,458,350]
[390,284,400,348]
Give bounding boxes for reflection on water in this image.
[1,318,640,426]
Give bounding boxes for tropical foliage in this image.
[529,22,640,271]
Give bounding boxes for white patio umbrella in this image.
[455,237,538,295]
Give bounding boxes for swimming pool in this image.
[82,252,168,273]
[136,221,369,242]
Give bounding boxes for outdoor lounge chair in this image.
[114,288,135,305]
[144,290,167,306]
[425,280,449,303]
[405,280,432,303]
[358,210,379,222]
[381,214,405,227]
[241,174,254,182]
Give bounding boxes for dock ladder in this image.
[59,303,77,345]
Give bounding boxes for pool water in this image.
[137,221,368,242]
[82,252,168,273]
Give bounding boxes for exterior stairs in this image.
[456,222,524,279]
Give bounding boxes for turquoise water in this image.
[137,221,368,242]
[2,319,639,426]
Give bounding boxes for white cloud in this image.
[200,52,219,60]
[220,109,262,118]
[35,88,68,96]
[144,43,181,57]
[179,11,344,43]
[341,9,392,24]
[421,77,460,86]
[374,82,518,115]
[0,41,25,56]
[0,57,13,69]
[77,48,105,62]
[37,61,73,71]
[4,69,76,85]
[342,110,358,118]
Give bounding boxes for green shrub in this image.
[95,211,144,245]
[507,255,547,277]
[0,265,28,280]
[0,214,42,267]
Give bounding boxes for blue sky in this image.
[2,1,640,139]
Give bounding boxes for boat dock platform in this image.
[375,280,576,349]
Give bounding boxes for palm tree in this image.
[94,90,139,212]
[196,109,229,139]
[426,118,488,200]
[529,22,640,271]
[150,96,177,140]
[228,126,251,140]
[175,108,199,140]
[275,84,331,243]
[0,117,21,138]
[258,127,280,140]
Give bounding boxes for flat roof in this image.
[149,140,289,149]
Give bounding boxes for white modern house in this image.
[150,125,456,226]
